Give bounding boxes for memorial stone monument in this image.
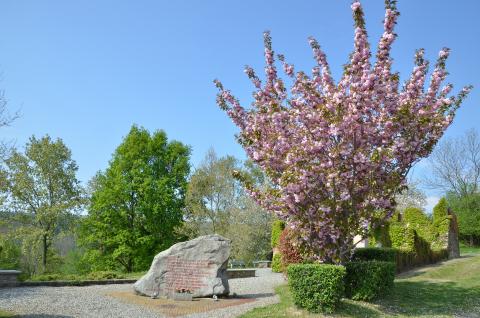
[134,234,231,298]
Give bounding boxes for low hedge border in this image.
[352,247,396,263]
[345,260,396,301]
[287,263,346,313]
[354,247,448,273]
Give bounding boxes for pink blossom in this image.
[214,0,471,263]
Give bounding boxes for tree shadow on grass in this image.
[377,280,480,316]
[335,299,383,318]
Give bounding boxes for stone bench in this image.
[252,260,271,268]
[0,270,21,287]
[226,269,255,279]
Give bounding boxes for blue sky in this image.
[0,1,478,212]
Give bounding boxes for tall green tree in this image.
[2,135,83,272]
[81,125,190,272]
[183,149,273,263]
[447,193,480,246]
[184,149,240,236]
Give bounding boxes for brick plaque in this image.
[165,257,212,293]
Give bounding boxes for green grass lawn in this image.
[241,254,480,318]
[0,309,14,318]
[460,244,480,255]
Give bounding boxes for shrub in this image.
[287,263,346,313]
[345,261,395,301]
[271,253,282,273]
[278,228,304,271]
[86,271,125,280]
[352,247,396,262]
[271,220,285,248]
[29,273,62,281]
[0,235,21,270]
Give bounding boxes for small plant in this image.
[287,263,345,313]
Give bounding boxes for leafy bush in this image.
[86,270,125,280]
[0,235,21,270]
[352,247,396,262]
[29,273,62,281]
[271,253,282,273]
[287,263,346,313]
[345,261,395,301]
[271,220,285,248]
[278,228,303,272]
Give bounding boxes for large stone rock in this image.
[134,234,231,298]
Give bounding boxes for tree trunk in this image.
[42,234,48,273]
[471,235,474,247]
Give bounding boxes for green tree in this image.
[184,149,240,236]
[183,149,273,263]
[447,193,480,246]
[81,125,190,272]
[2,135,83,272]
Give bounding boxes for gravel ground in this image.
[0,269,285,318]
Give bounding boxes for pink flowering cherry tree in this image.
[214,0,472,263]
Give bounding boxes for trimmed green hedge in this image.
[352,247,396,263]
[345,261,395,301]
[271,253,282,273]
[271,220,285,248]
[287,263,346,313]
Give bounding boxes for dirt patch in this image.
[107,291,256,317]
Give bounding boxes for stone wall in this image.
[0,270,21,287]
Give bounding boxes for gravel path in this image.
[0,269,285,318]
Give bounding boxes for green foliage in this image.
[371,207,449,272]
[433,197,449,235]
[345,261,395,301]
[287,263,346,313]
[29,273,62,281]
[271,220,285,248]
[28,270,125,281]
[389,223,415,251]
[370,222,392,247]
[447,193,480,245]
[58,248,91,275]
[2,135,83,273]
[0,234,21,270]
[271,253,282,273]
[352,247,396,263]
[403,207,435,243]
[80,125,191,272]
[86,270,125,280]
[184,150,240,237]
[182,150,273,263]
